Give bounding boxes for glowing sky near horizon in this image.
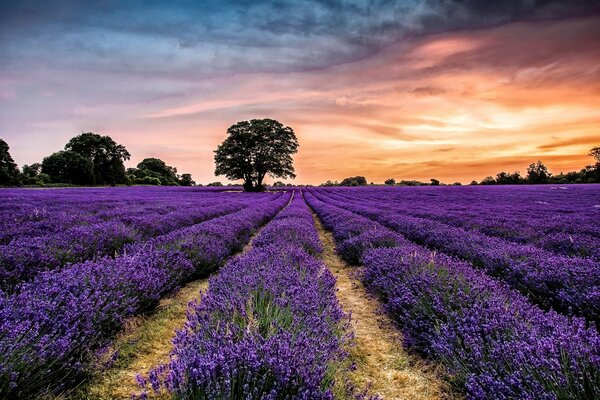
[1,1,599,184]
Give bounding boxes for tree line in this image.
[0,133,195,186]
[475,151,600,185]
[2,123,598,188]
[320,147,600,187]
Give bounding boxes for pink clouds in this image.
[2,15,599,184]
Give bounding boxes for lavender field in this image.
[1,185,599,399]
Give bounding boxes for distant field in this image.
[1,185,598,399]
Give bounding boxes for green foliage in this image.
[214,119,298,192]
[41,150,95,185]
[130,157,179,185]
[21,163,51,185]
[21,163,41,180]
[340,176,367,186]
[320,180,338,187]
[178,173,195,186]
[65,132,130,184]
[0,138,21,186]
[384,178,396,185]
[135,175,162,186]
[207,181,223,187]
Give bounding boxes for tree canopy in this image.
[42,150,95,185]
[65,132,130,184]
[526,160,551,184]
[0,138,21,186]
[126,157,193,186]
[179,173,195,186]
[590,147,600,166]
[214,119,298,191]
[135,157,179,185]
[340,176,367,186]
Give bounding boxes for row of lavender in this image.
[312,188,600,324]
[0,187,232,243]
[318,185,600,259]
[304,190,599,399]
[137,191,348,399]
[0,190,290,398]
[0,189,261,292]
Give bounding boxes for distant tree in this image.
[564,170,583,183]
[21,163,44,185]
[452,182,462,186]
[65,132,130,184]
[340,176,367,186]
[178,173,195,186]
[0,138,21,186]
[495,172,509,184]
[480,176,496,185]
[22,163,41,178]
[384,178,396,185]
[214,119,298,192]
[586,146,600,183]
[207,181,223,187]
[430,178,440,186]
[495,171,523,185]
[320,180,338,187]
[399,180,426,186]
[136,176,162,186]
[590,146,600,166]
[42,150,95,185]
[272,181,287,187]
[509,171,524,184]
[527,160,551,184]
[134,158,179,185]
[469,180,479,185]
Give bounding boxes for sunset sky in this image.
[1,1,599,184]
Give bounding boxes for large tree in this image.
[65,132,130,184]
[0,138,21,186]
[214,119,298,191]
[42,150,95,185]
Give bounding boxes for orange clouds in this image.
[8,15,598,185]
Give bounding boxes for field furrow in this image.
[305,189,600,400]
[0,191,291,398]
[311,209,450,400]
[310,188,600,323]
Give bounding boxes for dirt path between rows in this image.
[70,278,209,399]
[311,213,450,400]
[67,192,295,399]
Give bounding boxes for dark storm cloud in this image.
[1,0,599,76]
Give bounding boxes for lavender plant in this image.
[305,189,600,400]
[137,192,348,399]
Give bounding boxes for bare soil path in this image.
[311,213,452,400]
[65,278,209,399]
[65,193,295,399]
